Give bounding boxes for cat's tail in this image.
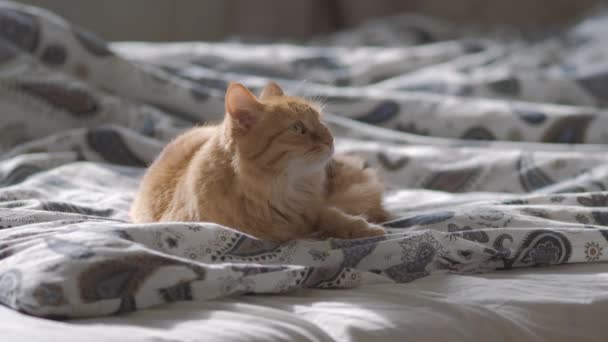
[326,176,391,223]
[327,153,392,223]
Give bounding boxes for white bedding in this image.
[4,263,608,341]
[3,1,608,341]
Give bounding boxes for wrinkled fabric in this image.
[1,0,608,319]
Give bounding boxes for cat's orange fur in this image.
[130,81,390,242]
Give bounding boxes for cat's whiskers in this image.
[306,95,327,113]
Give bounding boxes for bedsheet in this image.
[1,1,608,335]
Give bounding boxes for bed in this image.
[2,1,608,341]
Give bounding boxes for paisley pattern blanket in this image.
[2,1,608,319]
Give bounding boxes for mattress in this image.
[2,0,608,340]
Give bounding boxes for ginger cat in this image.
[130,81,390,242]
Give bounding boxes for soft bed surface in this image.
[3,263,608,342]
[2,0,608,340]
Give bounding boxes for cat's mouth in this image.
[316,144,334,162]
[311,143,333,153]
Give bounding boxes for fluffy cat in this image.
[130,81,390,242]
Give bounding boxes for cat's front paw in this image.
[333,219,385,239]
[350,223,385,239]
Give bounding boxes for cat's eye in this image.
[289,121,307,135]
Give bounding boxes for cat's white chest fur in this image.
[269,171,325,225]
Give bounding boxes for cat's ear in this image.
[259,81,284,99]
[225,83,262,130]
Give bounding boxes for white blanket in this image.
[1,1,608,339]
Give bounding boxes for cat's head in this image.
[224,81,333,175]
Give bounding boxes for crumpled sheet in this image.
[1,0,608,319]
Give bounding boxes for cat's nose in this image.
[320,126,333,146]
[321,134,333,146]
[312,128,333,146]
